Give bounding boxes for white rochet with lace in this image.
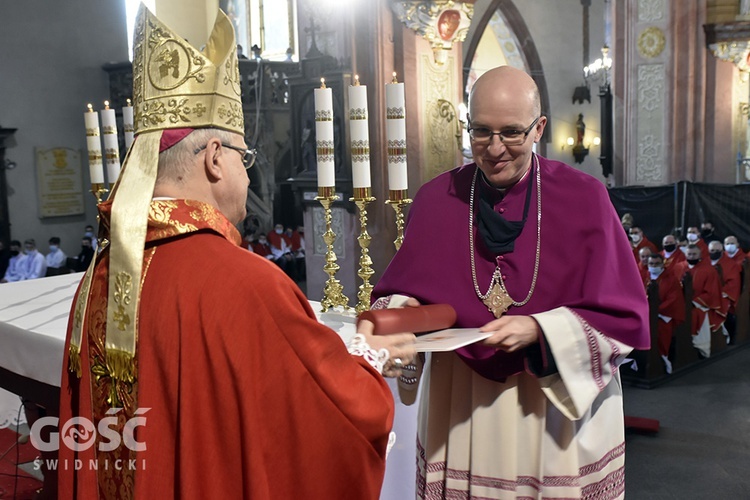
[346,334,390,374]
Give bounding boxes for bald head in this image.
[469,66,541,120]
[638,247,652,266]
[467,66,546,188]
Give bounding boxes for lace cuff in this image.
[347,334,390,374]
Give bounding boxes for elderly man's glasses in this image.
[468,117,541,146]
[194,143,257,169]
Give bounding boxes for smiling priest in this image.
[57,5,415,499]
[373,66,649,499]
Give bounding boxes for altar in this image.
[0,273,419,499]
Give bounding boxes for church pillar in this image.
[670,0,708,182]
[618,0,672,186]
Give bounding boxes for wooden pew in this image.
[642,279,665,379]
[673,273,700,369]
[734,259,750,344]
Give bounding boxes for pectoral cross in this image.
[483,282,514,318]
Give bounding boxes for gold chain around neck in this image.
[469,155,542,312]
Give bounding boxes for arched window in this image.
[224,0,299,61]
[125,0,156,61]
[124,1,298,62]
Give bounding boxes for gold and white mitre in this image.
[69,4,244,392]
[133,4,244,135]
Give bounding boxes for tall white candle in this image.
[314,78,335,188]
[122,98,134,150]
[348,75,371,189]
[385,72,408,191]
[84,104,105,184]
[100,101,121,185]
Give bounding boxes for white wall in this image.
[0,0,128,257]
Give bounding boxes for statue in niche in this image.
[300,119,316,174]
[575,113,585,146]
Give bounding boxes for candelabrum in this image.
[385,189,412,251]
[350,188,376,313]
[90,183,108,204]
[316,187,350,312]
[89,183,109,252]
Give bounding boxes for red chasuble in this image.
[661,249,686,273]
[715,255,741,314]
[675,260,723,333]
[59,199,394,499]
[649,270,686,356]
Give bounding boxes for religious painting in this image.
[437,9,461,41]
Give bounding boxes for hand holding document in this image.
[358,305,491,352]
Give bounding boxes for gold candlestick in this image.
[316,187,350,312]
[90,183,108,204]
[350,187,376,314]
[89,183,110,252]
[386,189,412,250]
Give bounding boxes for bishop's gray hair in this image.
[156,128,238,184]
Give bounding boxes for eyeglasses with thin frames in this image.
[194,143,257,169]
[467,116,541,146]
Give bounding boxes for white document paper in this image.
[414,328,492,352]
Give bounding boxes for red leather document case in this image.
[357,304,457,335]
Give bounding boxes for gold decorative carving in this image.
[391,1,474,65]
[637,27,666,58]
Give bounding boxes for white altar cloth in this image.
[0,273,419,498]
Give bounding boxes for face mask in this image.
[10,250,19,257]
[709,251,723,261]
[663,243,676,252]
[259,239,267,245]
[725,244,737,254]
[648,266,663,277]
[49,245,58,252]
[84,231,94,237]
[630,234,642,243]
[275,229,282,234]
[24,248,34,254]
[687,258,700,266]
[701,228,713,238]
[687,233,699,242]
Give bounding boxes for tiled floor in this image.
[623,345,750,499]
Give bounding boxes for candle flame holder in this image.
[316,187,350,312]
[386,189,412,251]
[350,188,376,313]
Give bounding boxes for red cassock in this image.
[266,231,288,252]
[649,271,685,356]
[59,200,394,499]
[715,255,742,315]
[695,239,709,259]
[675,260,723,333]
[638,262,649,285]
[251,241,273,256]
[726,250,747,267]
[289,231,303,252]
[661,249,686,273]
